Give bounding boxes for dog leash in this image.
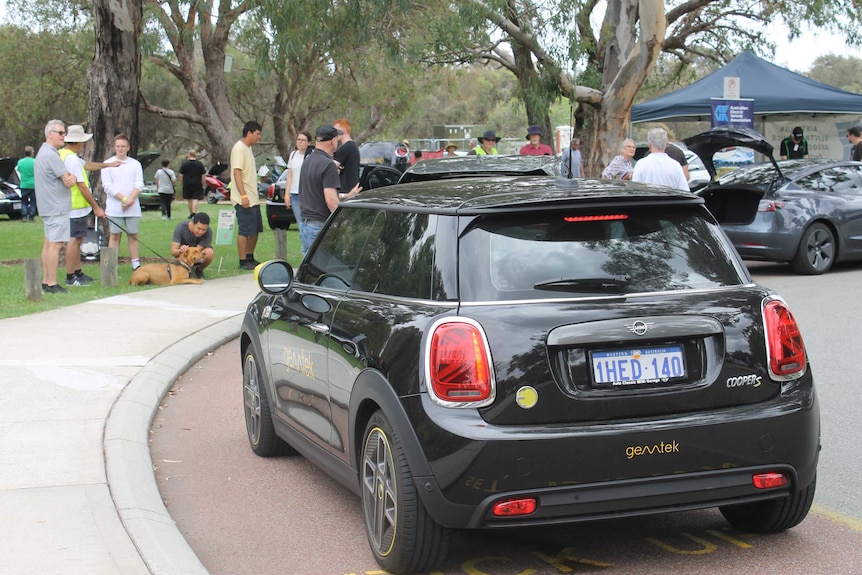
[101,215,174,265]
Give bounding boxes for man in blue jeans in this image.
[297,125,354,255]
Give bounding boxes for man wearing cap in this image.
[298,124,360,255]
[519,125,554,156]
[468,130,500,155]
[780,127,809,160]
[35,119,77,293]
[60,125,117,286]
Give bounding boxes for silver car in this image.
[686,126,862,275]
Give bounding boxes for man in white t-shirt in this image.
[102,133,145,270]
[632,128,689,191]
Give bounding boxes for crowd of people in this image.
[29,116,862,295]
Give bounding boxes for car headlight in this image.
[0,191,7,200]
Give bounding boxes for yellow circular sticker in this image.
[516,386,538,409]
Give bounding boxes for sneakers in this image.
[240,260,257,271]
[76,271,95,282]
[42,283,68,294]
[65,275,92,287]
[162,215,167,220]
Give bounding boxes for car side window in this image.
[799,167,860,194]
[365,167,402,189]
[299,208,377,288]
[352,211,437,299]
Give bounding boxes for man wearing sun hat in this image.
[468,130,500,155]
[519,125,554,156]
[59,125,118,286]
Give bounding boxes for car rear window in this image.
[458,206,745,301]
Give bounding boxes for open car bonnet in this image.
[683,127,783,181]
[0,157,20,184]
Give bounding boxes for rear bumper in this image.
[723,219,800,262]
[407,390,819,529]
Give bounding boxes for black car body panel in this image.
[241,175,819,573]
[358,141,411,172]
[398,154,560,184]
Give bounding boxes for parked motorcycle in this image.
[205,162,230,204]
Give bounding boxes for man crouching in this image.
[171,212,215,279]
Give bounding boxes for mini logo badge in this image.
[627,321,654,336]
[516,386,538,409]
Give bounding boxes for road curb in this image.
[104,315,243,575]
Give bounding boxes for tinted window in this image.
[796,166,861,194]
[353,211,441,298]
[458,206,744,301]
[299,209,377,288]
[363,166,402,189]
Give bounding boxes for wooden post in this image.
[100,246,118,287]
[273,228,287,261]
[24,259,42,302]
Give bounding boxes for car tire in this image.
[242,347,293,457]
[719,476,816,533]
[206,192,219,204]
[361,411,449,574]
[792,222,835,275]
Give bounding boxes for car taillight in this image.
[267,184,275,200]
[763,298,806,380]
[426,319,495,407]
[758,199,785,212]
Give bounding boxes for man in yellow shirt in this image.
[229,121,263,270]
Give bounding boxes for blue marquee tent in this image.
[631,50,862,123]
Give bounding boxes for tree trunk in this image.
[588,0,665,176]
[88,0,142,207]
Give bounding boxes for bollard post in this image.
[24,258,42,302]
[273,228,287,261]
[100,246,119,287]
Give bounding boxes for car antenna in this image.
[556,102,578,188]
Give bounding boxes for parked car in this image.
[265,162,403,229]
[398,153,560,183]
[634,142,709,191]
[0,157,23,220]
[358,141,411,172]
[685,126,862,274]
[241,175,820,574]
[137,151,170,210]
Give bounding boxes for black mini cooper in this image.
[240,176,819,574]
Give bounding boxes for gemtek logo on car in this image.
[626,440,680,459]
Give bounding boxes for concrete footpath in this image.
[0,275,259,574]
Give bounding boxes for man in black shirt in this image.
[780,127,809,160]
[298,125,361,255]
[171,212,214,277]
[847,126,862,161]
[178,150,207,219]
[333,118,362,195]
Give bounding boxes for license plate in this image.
[591,346,686,387]
[12,201,21,210]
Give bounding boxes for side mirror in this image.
[254,260,294,295]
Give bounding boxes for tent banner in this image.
[711,98,755,128]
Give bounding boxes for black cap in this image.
[315,124,344,142]
[792,126,804,138]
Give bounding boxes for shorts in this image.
[70,215,88,239]
[183,184,204,200]
[235,204,263,236]
[108,216,140,235]
[43,214,71,243]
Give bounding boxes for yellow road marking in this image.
[812,503,862,533]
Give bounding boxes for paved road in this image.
[150,261,862,575]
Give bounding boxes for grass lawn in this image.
[0,201,302,319]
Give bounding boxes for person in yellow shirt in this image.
[468,130,500,155]
[229,121,263,270]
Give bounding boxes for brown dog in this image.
[129,246,205,286]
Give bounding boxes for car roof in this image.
[400,154,560,182]
[349,175,703,214]
[718,159,862,186]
